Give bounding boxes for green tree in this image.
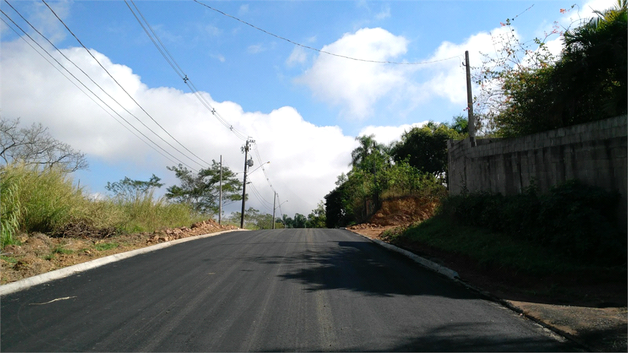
[475,2,627,137]
[106,174,164,201]
[165,161,242,214]
[281,214,294,228]
[292,213,307,228]
[350,135,390,171]
[390,122,460,179]
[306,201,327,228]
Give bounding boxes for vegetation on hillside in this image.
[0,164,207,248]
[475,0,627,137]
[325,121,460,228]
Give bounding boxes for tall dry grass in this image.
[0,163,207,248]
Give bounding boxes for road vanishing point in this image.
[1,229,576,351]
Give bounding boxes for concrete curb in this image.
[349,230,460,281]
[0,229,241,296]
[347,229,588,351]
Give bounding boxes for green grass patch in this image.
[95,242,119,251]
[382,215,587,275]
[52,245,73,255]
[0,255,18,263]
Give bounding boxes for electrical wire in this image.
[193,0,461,66]
[40,0,209,169]
[125,0,249,141]
[248,182,273,213]
[0,15,180,167]
[0,5,189,168]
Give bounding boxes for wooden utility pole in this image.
[465,50,477,146]
[272,191,276,229]
[240,139,253,228]
[218,155,223,225]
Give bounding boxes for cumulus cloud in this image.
[420,26,519,106]
[286,46,308,66]
[295,27,413,119]
[375,5,391,20]
[0,38,356,217]
[357,122,429,146]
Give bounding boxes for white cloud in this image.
[0,38,356,217]
[247,43,266,54]
[565,0,618,27]
[295,27,413,119]
[286,46,308,66]
[210,53,226,62]
[375,5,391,20]
[357,121,429,146]
[421,26,518,106]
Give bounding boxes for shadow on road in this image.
[249,239,477,299]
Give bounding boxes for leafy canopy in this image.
[165,161,242,214]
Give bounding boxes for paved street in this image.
[1,229,573,351]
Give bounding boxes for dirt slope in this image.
[0,219,236,284]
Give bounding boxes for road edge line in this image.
[0,229,241,296]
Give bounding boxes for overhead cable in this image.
[0,15,180,167]
[1,4,189,168]
[125,0,249,141]
[193,0,461,65]
[41,0,210,169]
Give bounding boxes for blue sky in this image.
[0,0,614,219]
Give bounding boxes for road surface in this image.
[1,228,574,351]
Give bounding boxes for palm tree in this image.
[350,134,385,169]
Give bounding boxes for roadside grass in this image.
[94,242,119,252]
[0,164,211,249]
[381,215,593,276]
[52,245,73,255]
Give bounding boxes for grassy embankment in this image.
[382,180,627,278]
[0,164,207,250]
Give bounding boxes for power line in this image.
[193,0,461,66]
[0,15,180,167]
[126,0,285,214]
[0,4,190,168]
[41,0,210,169]
[125,0,249,141]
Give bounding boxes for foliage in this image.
[326,129,449,228]
[350,134,390,172]
[306,201,326,228]
[382,213,593,275]
[113,190,203,234]
[0,163,92,234]
[229,207,280,229]
[438,180,625,265]
[105,174,164,202]
[0,163,207,249]
[166,161,242,215]
[0,117,88,172]
[474,2,627,137]
[390,122,461,179]
[0,172,22,247]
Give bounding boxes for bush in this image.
[438,180,624,265]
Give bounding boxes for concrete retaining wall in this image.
[448,115,627,230]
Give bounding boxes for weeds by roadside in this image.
[0,164,208,249]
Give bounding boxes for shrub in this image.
[438,180,624,265]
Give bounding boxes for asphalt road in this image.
[1,229,574,351]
